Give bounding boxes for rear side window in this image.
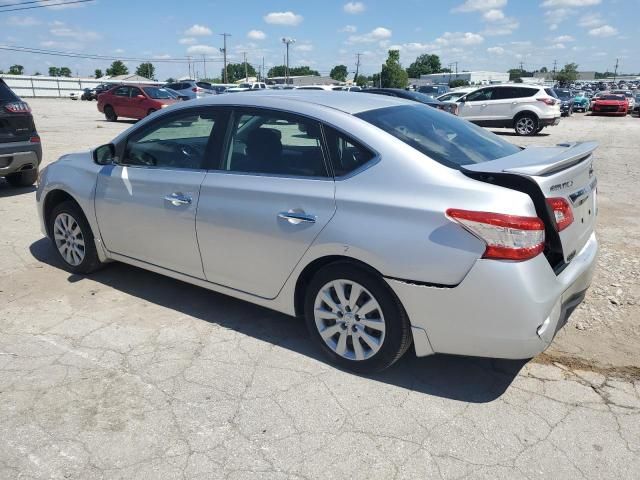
[0,81,19,102]
[196,82,212,89]
[356,104,521,169]
[323,127,375,176]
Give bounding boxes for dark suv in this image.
[0,79,42,187]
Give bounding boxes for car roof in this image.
[171,90,411,115]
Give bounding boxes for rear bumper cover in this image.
[386,232,598,359]
[0,141,42,176]
[540,116,561,127]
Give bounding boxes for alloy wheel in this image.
[516,116,535,135]
[53,213,86,266]
[313,279,386,361]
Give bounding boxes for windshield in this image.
[403,91,439,104]
[142,87,174,99]
[237,83,251,88]
[356,104,521,169]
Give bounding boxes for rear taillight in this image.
[446,209,545,261]
[546,197,573,232]
[536,97,557,106]
[192,87,203,92]
[29,136,40,143]
[4,101,31,113]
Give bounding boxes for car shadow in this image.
[0,181,36,197]
[29,237,527,403]
[97,119,138,125]
[490,130,550,137]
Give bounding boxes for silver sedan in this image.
[36,92,598,372]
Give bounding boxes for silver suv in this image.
[457,84,561,136]
[163,80,216,100]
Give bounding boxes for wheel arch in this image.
[513,109,539,126]
[293,255,384,318]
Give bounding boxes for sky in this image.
[0,0,637,81]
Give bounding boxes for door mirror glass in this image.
[93,143,116,165]
[136,95,145,99]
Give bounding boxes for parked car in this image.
[417,84,449,96]
[0,79,41,187]
[164,87,190,101]
[553,88,574,117]
[634,94,640,114]
[456,85,560,136]
[94,83,115,98]
[572,91,590,112]
[227,82,268,92]
[80,88,96,101]
[294,85,335,91]
[362,88,458,115]
[97,85,179,121]
[590,94,628,116]
[163,80,216,99]
[437,87,476,102]
[611,90,635,113]
[36,91,598,372]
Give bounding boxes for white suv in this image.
[456,85,561,136]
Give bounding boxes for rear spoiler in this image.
[462,141,598,177]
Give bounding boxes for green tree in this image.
[555,63,578,84]
[381,50,408,88]
[223,62,257,83]
[135,62,155,80]
[94,68,103,78]
[8,64,24,75]
[267,65,320,78]
[329,64,348,82]
[106,60,128,77]
[48,66,60,76]
[539,66,548,73]
[406,53,442,78]
[59,67,72,77]
[165,77,176,83]
[449,79,469,88]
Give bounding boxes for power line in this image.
[0,0,95,13]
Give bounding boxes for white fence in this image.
[0,74,155,98]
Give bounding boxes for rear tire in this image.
[104,105,117,122]
[6,169,38,187]
[535,126,544,134]
[514,112,539,136]
[47,200,103,274]
[304,262,412,373]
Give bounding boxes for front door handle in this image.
[481,104,488,107]
[278,211,316,224]
[164,193,192,206]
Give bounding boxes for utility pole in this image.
[219,33,231,83]
[202,55,207,80]
[243,52,248,81]
[281,37,296,84]
[354,53,362,84]
[519,61,524,72]
[187,56,192,79]
[613,58,619,82]
[262,56,265,82]
[552,59,557,81]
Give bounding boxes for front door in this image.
[95,108,220,277]
[196,108,336,298]
[457,87,495,124]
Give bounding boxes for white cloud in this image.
[179,37,197,45]
[263,11,303,26]
[589,24,618,37]
[549,23,559,30]
[483,9,505,21]
[295,43,313,52]
[483,18,519,35]
[247,29,266,40]
[340,25,357,33]
[6,16,41,27]
[436,31,484,46]
[347,26,392,43]
[549,42,566,49]
[542,0,600,6]
[184,24,212,36]
[578,13,603,27]
[487,46,505,54]
[453,0,507,12]
[114,48,125,54]
[343,2,366,14]
[552,35,574,42]
[153,54,171,59]
[50,23,100,42]
[186,44,218,55]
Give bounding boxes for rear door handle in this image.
[278,211,316,224]
[164,192,192,206]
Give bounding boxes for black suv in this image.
[0,79,42,187]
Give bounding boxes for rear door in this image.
[111,86,131,117]
[196,107,336,298]
[128,86,145,118]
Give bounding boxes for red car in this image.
[97,84,179,121]
[591,94,628,116]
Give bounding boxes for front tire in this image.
[514,113,539,136]
[6,168,38,187]
[104,105,117,122]
[304,262,412,373]
[47,201,103,274]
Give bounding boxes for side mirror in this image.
[136,95,145,100]
[93,143,116,165]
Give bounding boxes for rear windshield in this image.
[0,81,19,103]
[356,104,520,169]
[601,95,625,101]
[403,91,439,104]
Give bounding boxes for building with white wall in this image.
[416,71,509,86]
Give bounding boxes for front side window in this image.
[129,87,143,98]
[114,87,129,97]
[224,110,328,177]
[465,88,493,102]
[356,104,521,169]
[123,110,217,169]
[143,87,174,99]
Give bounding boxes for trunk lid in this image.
[0,111,34,143]
[463,142,598,267]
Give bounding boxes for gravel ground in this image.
[0,98,639,479]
